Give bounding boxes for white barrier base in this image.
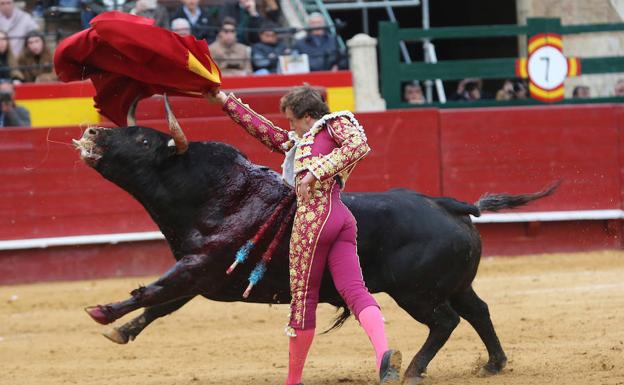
[1,210,622,251]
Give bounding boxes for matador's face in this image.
[284,108,315,138]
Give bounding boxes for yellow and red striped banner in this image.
[15,71,354,128]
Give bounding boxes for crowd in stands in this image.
[78,0,345,76]
[0,0,350,126]
[0,0,348,89]
[402,77,624,104]
[0,0,622,126]
[0,0,55,85]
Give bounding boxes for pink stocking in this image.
[358,305,389,370]
[285,328,315,385]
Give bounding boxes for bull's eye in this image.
[142,139,149,147]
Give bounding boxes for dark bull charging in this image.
[73,97,556,384]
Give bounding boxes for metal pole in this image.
[426,42,446,103]
[422,0,433,102]
[385,5,411,64]
[422,0,429,29]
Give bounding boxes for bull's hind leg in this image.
[393,296,460,384]
[102,296,195,344]
[450,287,507,375]
[86,254,215,325]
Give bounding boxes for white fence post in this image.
[347,34,386,112]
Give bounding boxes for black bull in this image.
[74,117,554,383]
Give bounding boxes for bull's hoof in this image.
[102,328,129,344]
[380,350,402,384]
[478,358,507,377]
[402,372,426,385]
[477,361,507,377]
[84,305,113,325]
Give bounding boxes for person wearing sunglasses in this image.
[209,17,252,76]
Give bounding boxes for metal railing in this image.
[379,17,624,108]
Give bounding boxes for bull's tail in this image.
[321,304,351,334]
[475,181,560,213]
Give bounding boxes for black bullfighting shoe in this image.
[379,349,402,385]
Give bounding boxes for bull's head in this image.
[73,95,189,184]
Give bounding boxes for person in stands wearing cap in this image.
[251,21,288,74]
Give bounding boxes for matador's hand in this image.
[203,89,227,105]
[297,172,318,204]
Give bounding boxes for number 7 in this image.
[540,56,550,82]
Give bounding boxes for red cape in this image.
[54,11,221,126]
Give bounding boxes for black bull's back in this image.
[344,190,481,298]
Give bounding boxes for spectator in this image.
[0,30,23,83]
[0,80,30,127]
[32,71,57,82]
[220,0,264,45]
[0,0,38,56]
[170,0,219,43]
[17,30,56,83]
[452,78,483,101]
[495,80,513,100]
[209,17,251,77]
[80,0,105,29]
[404,81,425,104]
[293,12,344,72]
[251,21,287,74]
[171,17,191,37]
[257,0,280,23]
[614,79,624,97]
[123,0,169,28]
[496,79,527,100]
[514,80,528,99]
[572,85,590,98]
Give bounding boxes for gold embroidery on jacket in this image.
[288,179,334,329]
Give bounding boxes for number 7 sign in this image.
[516,33,581,102]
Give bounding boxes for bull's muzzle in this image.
[72,127,107,166]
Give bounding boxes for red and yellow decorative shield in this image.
[516,33,581,103]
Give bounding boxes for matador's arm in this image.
[222,93,294,154]
[306,114,370,182]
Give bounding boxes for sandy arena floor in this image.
[1,251,623,385]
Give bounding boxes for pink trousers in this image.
[295,186,379,330]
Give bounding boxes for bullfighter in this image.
[209,85,402,385]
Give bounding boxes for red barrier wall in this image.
[439,105,623,211]
[1,103,623,284]
[0,108,441,241]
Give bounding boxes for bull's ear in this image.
[167,138,177,156]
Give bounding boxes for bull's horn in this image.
[164,94,188,154]
[127,97,138,126]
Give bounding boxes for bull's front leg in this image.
[102,295,195,344]
[85,254,220,325]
